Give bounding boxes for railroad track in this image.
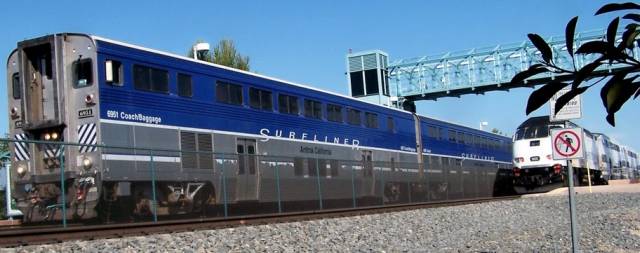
[0,196,520,248]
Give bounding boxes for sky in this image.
[0,0,637,151]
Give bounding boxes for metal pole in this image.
[150,150,158,223]
[315,157,323,210]
[564,121,579,253]
[59,144,67,228]
[275,161,282,213]
[567,160,579,253]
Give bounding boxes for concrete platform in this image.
[523,183,640,197]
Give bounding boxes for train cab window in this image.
[327,104,343,122]
[278,94,299,115]
[178,73,192,97]
[387,117,395,133]
[364,112,378,128]
[249,87,273,111]
[133,65,169,93]
[347,108,362,126]
[73,58,93,88]
[105,60,123,86]
[216,81,243,105]
[304,99,322,119]
[12,73,20,99]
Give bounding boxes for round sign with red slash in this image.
[551,128,584,159]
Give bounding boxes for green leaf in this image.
[510,64,548,85]
[621,24,640,49]
[600,74,638,126]
[526,81,570,115]
[607,18,620,48]
[528,34,553,63]
[606,113,616,126]
[575,41,608,55]
[554,86,589,115]
[595,2,640,15]
[572,61,601,89]
[623,13,640,22]
[566,17,579,57]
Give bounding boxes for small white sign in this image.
[551,128,584,160]
[550,88,582,122]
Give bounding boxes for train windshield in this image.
[515,125,553,140]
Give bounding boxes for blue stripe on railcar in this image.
[95,40,416,151]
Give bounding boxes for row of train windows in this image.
[106,60,393,130]
[426,125,508,150]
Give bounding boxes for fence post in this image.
[220,154,228,217]
[275,160,282,213]
[315,157,323,210]
[350,163,356,208]
[150,150,158,223]
[59,144,67,228]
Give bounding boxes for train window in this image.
[133,65,168,93]
[278,94,299,115]
[364,112,378,128]
[249,87,273,111]
[105,60,123,86]
[12,73,20,99]
[304,99,322,119]
[347,108,362,126]
[387,117,395,133]
[457,132,464,144]
[427,126,438,139]
[465,134,473,145]
[327,104,343,122]
[216,81,243,105]
[448,130,456,142]
[308,158,318,176]
[319,159,328,177]
[73,58,93,88]
[330,160,339,177]
[294,158,304,176]
[178,73,192,97]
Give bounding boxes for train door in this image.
[236,139,259,201]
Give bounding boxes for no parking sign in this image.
[551,128,584,160]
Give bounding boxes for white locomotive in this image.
[512,116,611,192]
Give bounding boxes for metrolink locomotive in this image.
[7,33,512,222]
[512,116,638,193]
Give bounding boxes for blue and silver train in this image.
[7,33,512,222]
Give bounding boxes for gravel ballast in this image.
[4,193,640,252]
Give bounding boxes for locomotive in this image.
[7,33,512,222]
[512,116,637,193]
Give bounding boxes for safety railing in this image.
[1,138,521,227]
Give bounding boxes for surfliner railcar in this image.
[7,33,512,222]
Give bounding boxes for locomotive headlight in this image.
[43,133,51,141]
[16,166,26,177]
[51,132,59,140]
[85,94,95,104]
[10,107,18,117]
[82,157,93,169]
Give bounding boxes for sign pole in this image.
[564,122,579,253]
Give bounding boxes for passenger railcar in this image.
[7,33,512,222]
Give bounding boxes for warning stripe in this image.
[14,134,30,161]
[78,123,97,153]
